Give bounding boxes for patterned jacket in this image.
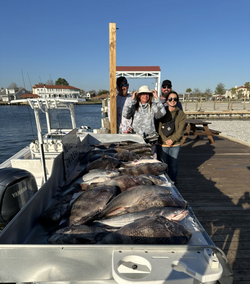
[122,97,166,136]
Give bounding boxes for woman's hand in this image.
[132,91,138,100]
[151,89,158,99]
[166,139,173,146]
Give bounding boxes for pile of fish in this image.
[41,141,192,245]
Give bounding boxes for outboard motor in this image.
[0,168,38,223]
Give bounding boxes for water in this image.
[0,104,102,164]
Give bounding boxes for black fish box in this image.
[0,168,38,223]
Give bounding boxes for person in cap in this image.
[158,91,186,183]
[122,85,166,156]
[108,76,133,133]
[160,80,183,110]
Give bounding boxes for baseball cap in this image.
[116,76,128,86]
[162,80,172,88]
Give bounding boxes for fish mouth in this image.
[170,210,189,221]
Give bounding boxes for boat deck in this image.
[177,134,250,283]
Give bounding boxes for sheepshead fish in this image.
[104,175,154,192]
[119,162,168,176]
[138,174,164,185]
[48,225,108,244]
[99,216,192,244]
[93,207,189,228]
[40,194,73,225]
[82,169,120,182]
[85,155,121,172]
[121,158,161,167]
[112,150,140,162]
[94,186,187,219]
[69,185,116,225]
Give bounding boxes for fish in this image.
[85,154,121,172]
[98,216,192,244]
[112,150,140,162]
[137,174,165,185]
[40,194,73,225]
[48,225,108,244]
[69,185,116,226]
[121,158,162,167]
[119,162,168,176]
[82,169,120,182]
[130,147,152,154]
[117,143,151,151]
[93,207,189,228]
[94,186,187,219]
[103,175,154,193]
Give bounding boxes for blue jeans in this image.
[160,145,181,182]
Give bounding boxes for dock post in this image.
[109,23,117,134]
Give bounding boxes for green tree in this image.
[97,89,109,96]
[244,82,250,98]
[230,87,237,99]
[215,83,225,95]
[55,78,69,86]
[185,88,192,100]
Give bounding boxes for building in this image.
[0,87,32,102]
[32,84,80,99]
[225,85,250,99]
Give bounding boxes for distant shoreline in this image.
[0,101,102,106]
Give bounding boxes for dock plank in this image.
[177,135,250,283]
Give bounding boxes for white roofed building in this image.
[32,84,80,99]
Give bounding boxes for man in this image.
[108,76,132,133]
[160,79,183,110]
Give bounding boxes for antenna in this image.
[21,70,26,88]
[27,72,32,90]
[49,74,53,84]
[39,76,42,84]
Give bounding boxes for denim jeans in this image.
[160,145,181,182]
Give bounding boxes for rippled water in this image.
[0,104,102,164]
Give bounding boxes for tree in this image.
[204,88,213,100]
[192,88,202,98]
[230,87,237,99]
[46,79,54,85]
[97,89,109,96]
[215,83,225,95]
[8,82,18,88]
[55,78,69,86]
[185,88,192,100]
[244,82,250,98]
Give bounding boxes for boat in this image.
[0,98,89,188]
[0,131,233,283]
[0,98,90,224]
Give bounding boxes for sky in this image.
[1,0,250,94]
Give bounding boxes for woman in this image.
[122,85,166,156]
[158,91,186,183]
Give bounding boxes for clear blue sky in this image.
[1,0,249,94]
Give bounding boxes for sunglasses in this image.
[162,85,171,89]
[168,97,178,102]
[118,83,128,88]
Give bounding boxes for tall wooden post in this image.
[109,23,117,134]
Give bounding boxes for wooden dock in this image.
[177,134,250,283]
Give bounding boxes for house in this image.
[1,87,32,102]
[32,84,80,99]
[225,85,250,99]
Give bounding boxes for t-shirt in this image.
[108,94,133,133]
